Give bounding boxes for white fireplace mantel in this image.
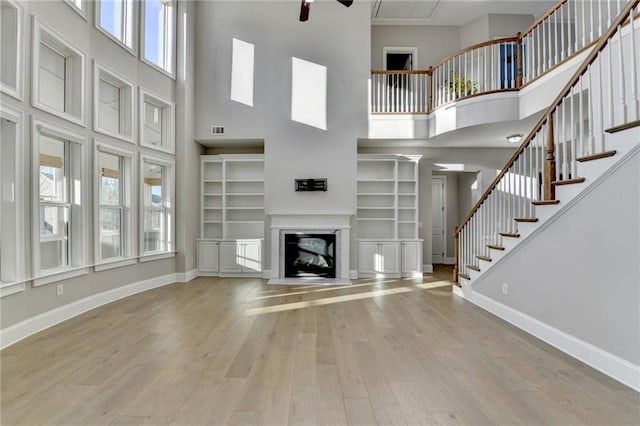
[269,214,352,284]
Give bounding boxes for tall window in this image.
[0,106,25,297]
[140,89,175,153]
[33,119,86,285]
[140,155,174,258]
[94,62,134,142]
[0,0,23,100]
[96,0,135,51]
[142,0,175,75]
[95,143,133,267]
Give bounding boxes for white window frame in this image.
[32,17,86,127]
[139,88,175,154]
[93,61,135,143]
[95,0,137,55]
[32,117,88,286]
[94,140,136,271]
[382,46,419,70]
[0,0,24,100]
[140,0,176,78]
[0,104,25,297]
[63,0,88,20]
[139,153,175,261]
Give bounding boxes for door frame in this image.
[382,46,419,70]
[431,175,447,265]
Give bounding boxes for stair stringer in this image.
[454,131,640,391]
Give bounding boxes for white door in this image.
[379,242,400,274]
[198,241,219,273]
[242,240,262,273]
[220,241,242,273]
[432,177,446,264]
[358,241,378,274]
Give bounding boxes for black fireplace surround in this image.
[284,233,336,278]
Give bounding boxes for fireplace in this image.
[284,233,336,278]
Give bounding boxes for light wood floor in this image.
[1,266,639,425]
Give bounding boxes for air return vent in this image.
[211,125,225,135]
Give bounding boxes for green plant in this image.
[444,73,478,98]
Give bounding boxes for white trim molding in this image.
[175,268,197,283]
[423,264,434,273]
[0,273,182,350]
[461,288,640,392]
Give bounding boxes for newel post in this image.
[427,66,434,112]
[516,32,523,88]
[544,112,556,200]
[453,226,459,282]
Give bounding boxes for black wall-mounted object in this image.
[295,178,327,192]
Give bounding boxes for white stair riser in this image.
[515,221,538,238]
[555,181,587,202]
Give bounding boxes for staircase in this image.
[451,0,640,391]
[454,0,640,289]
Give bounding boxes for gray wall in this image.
[371,25,460,70]
[474,150,640,365]
[0,0,199,329]
[460,14,534,46]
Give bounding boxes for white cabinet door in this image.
[358,241,378,274]
[402,241,423,277]
[198,240,219,273]
[379,241,400,274]
[242,240,262,273]
[220,241,242,273]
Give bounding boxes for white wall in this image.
[473,150,640,366]
[488,14,534,38]
[459,15,489,47]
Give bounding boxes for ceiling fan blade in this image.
[300,0,310,21]
[337,0,353,6]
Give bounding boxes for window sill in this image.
[94,258,138,272]
[94,127,135,145]
[139,142,175,156]
[1,84,23,102]
[64,1,88,21]
[139,252,176,263]
[32,101,86,128]
[33,267,89,287]
[0,281,26,298]
[95,26,137,57]
[140,57,176,80]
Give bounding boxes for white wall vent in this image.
[211,125,225,135]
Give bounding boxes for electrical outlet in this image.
[502,283,508,294]
[56,284,64,296]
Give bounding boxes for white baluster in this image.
[618,25,627,124]
[630,10,638,121]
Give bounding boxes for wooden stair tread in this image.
[487,244,505,251]
[459,273,470,280]
[499,232,520,238]
[477,255,492,262]
[514,218,539,223]
[552,177,586,186]
[605,119,640,134]
[532,200,560,205]
[467,265,481,272]
[577,150,616,162]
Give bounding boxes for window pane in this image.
[39,205,69,270]
[98,79,121,133]
[100,0,123,40]
[144,208,163,252]
[39,136,65,202]
[99,151,121,205]
[39,44,66,111]
[100,207,121,259]
[144,0,165,67]
[1,118,18,282]
[143,101,163,147]
[1,2,19,90]
[143,162,162,206]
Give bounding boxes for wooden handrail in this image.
[431,37,519,70]
[455,0,639,237]
[521,0,569,38]
[371,69,431,75]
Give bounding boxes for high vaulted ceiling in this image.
[371,0,558,26]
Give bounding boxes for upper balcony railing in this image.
[371,0,628,114]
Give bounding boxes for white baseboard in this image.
[423,264,434,273]
[463,288,640,392]
[350,270,359,279]
[175,269,198,283]
[444,257,455,265]
[0,273,180,350]
[262,269,271,279]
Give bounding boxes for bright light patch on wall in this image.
[230,38,254,107]
[291,57,327,130]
